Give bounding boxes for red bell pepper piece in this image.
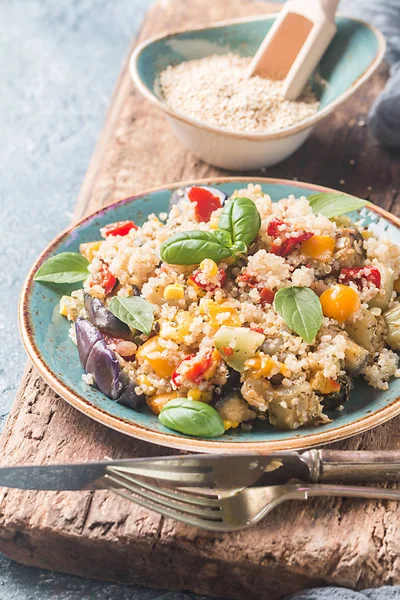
[270,231,314,257]
[171,354,196,387]
[90,262,117,294]
[267,218,286,238]
[188,268,226,291]
[172,351,213,386]
[101,220,138,238]
[260,288,275,305]
[188,187,222,223]
[338,266,381,289]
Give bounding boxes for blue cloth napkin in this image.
[341,0,400,148]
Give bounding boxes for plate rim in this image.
[19,176,400,453]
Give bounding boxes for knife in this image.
[1,450,400,491]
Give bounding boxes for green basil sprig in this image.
[34,252,89,284]
[308,193,370,218]
[109,296,154,335]
[160,197,261,265]
[219,197,261,247]
[274,286,323,344]
[159,398,225,438]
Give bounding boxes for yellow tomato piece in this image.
[320,284,360,324]
[136,336,176,379]
[79,240,102,262]
[200,299,241,328]
[159,311,195,343]
[244,354,281,379]
[300,235,335,262]
[310,371,341,394]
[147,391,178,415]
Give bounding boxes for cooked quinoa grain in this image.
[159,54,319,134]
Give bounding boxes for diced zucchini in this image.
[384,305,400,351]
[214,326,265,372]
[343,338,370,375]
[369,265,394,311]
[345,308,386,352]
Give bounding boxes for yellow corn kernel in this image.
[136,336,176,379]
[300,235,335,263]
[159,311,195,343]
[361,230,374,240]
[59,295,72,318]
[223,420,240,431]
[200,299,241,328]
[394,277,400,293]
[200,258,218,277]
[187,388,202,401]
[136,374,156,395]
[79,240,102,262]
[147,391,178,415]
[163,284,185,301]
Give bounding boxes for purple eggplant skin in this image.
[84,293,133,340]
[75,319,145,410]
[169,186,228,210]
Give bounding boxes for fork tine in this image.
[106,468,220,507]
[110,486,228,531]
[106,473,223,521]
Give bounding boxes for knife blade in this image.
[0,452,317,491]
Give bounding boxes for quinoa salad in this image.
[36,184,400,438]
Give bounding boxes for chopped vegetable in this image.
[343,338,370,375]
[320,284,360,324]
[163,284,185,300]
[267,218,314,256]
[136,336,177,379]
[345,307,386,352]
[339,266,381,290]
[384,305,400,351]
[321,374,352,410]
[84,294,133,340]
[147,391,179,415]
[80,241,102,262]
[188,186,222,222]
[214,326,265,371]
[101,221,138,238]
[90,262,116,294]
[300,235,335,262]
[368,265,394,311]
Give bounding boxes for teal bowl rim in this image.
[19,177,400,453]
[129,13,386,141]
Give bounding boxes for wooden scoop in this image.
[247,0,340,100]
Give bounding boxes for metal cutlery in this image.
[105,467,400,532]
[1,449,400,491]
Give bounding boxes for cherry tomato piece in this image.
[270,231,314,257]
[171,354,195,387]
[188,187,222,223]
[188,267,226,291]
[338,266,381,290]
[102,221,138,238]
[267,218,286,238]
[90,263,117,294]
[260,288,275,305]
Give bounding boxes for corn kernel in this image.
[163,284,185,300]
[200,258,218,277]
[59,295,72,318]
[137,374,155,395]
[187,388,202,401]
[80,240,102,262]
[223,420,239,430]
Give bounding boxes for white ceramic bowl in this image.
[130,14,385,171]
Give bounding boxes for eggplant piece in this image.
[332,227,366,273]
[384,304,400,351]
[345,308,386,353]
[169,186,228,210]
[75,319,144,410]
[343,338,370,375]
[321,374,352,410]
[215,393,256,424]
[84,293,133,340]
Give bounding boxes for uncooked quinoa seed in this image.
[159,53,319,134]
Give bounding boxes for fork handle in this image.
[302,483,400,502]
[312,449,400,482]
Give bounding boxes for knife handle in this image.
[314,449,400,482]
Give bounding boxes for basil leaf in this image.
[34,252,89,284]
[109,296,154,335]
[159,398,225,438]
[219,197,261,246]
[214,229,233,249]
[274,286,323,344]
[308,193,370,218]
[160,231,232,265]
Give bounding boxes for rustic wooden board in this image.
[1,1,400,598]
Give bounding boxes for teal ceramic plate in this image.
[19,178,400,453]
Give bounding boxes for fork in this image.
[105,469,400,532]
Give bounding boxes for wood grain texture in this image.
[1,1,400,598]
